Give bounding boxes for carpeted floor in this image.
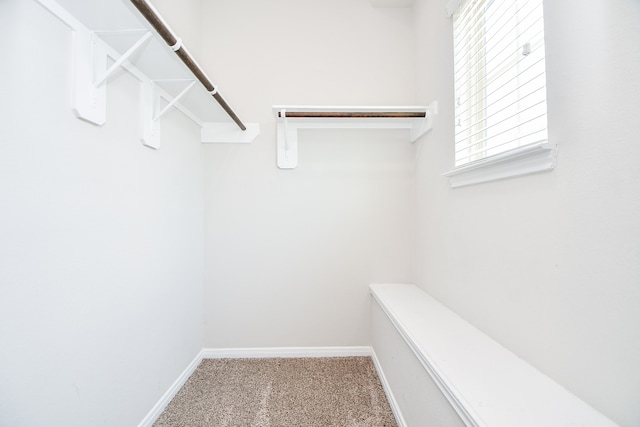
[153,356,398,427]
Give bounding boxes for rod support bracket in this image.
[72,28,151,126]
[72,29,107,125]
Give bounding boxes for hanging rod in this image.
[273,104,437,169]
[129,0,246,131]
[277,111,427,118]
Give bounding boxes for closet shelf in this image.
[273,104,437,169]
[35,0,259,148]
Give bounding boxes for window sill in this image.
[443,142,557,188]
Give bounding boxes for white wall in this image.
[151,0,202,57]
[0,1,204,425]
[200,0,416,348]
[413,1,640,426]
[5,0,636,425]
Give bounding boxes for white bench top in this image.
[370,283,618,427]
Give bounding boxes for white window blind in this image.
[453,0,548,168]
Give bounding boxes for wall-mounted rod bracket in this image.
[72,28,152,125]
[273,103,437,169]
[72,30,107,125]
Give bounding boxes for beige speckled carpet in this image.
[153,356,398,427]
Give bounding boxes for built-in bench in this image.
[370,283,618,427]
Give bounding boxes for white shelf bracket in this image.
[93,31,152,87]
[276,108,300,169]
[72,29,107,125]
[274,103,437,169]
[73,29,151,125]
[140,81,161,149]
[153,80,197,121]
[140,79,198,149]
[411,101,438,142]
[36,0,261,147]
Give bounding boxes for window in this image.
[444,0,556,188]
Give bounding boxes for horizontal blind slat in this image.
[457,127,547,160]
[455,131,547,164]
[453,0,508,54]
[455,16,544,87]
[456,69,546,133]
[455,97,546,144]
[455,112,547,157]
[454,16,544,91]
[456,49,546,122]
[453,0,548,167]
[454,0,537,71]
[455,60,545,122]
[453,0,540,67]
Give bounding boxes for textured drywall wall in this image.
[0,1,204,425]
[412,0,640,425]
[151,0,202,57]
[200,0,416,348]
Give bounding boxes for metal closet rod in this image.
[277,111,427,118]
[129,0,246,131]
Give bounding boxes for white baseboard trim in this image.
[137,349,205,427]
[370,348,407,427]
[201,346,373,359]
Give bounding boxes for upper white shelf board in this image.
[49,0,233,124]
[273,104,436,169]
[36,0,252,130]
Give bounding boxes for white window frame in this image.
[444,0,556,188]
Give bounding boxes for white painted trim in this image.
[370,286,479,427]
[370,348,408,427]
[201,346,373,359]
[136,349,204,427]
[201,122,260,144]
[369,284,618,427]
[443,141,557,188]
